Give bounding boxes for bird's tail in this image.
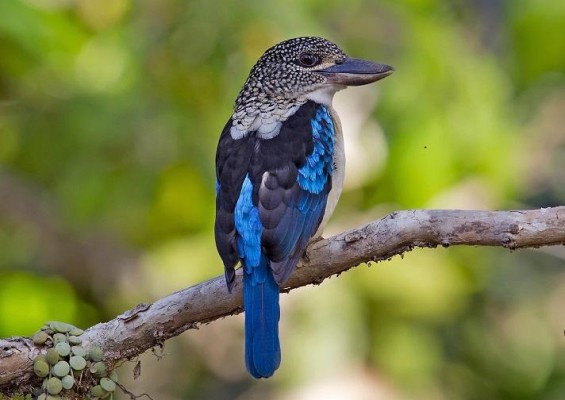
[243,254,281,378]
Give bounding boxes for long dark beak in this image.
[319,58,394,86]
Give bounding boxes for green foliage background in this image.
[0,0,564,398]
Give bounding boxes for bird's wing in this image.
[254,101,336,285]
[214,119,254,290]
[215,101,336,288]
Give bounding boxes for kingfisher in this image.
[214,36,393,378]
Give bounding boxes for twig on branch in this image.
[1,207,564,393]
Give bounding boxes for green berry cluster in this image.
[31,321,118,399]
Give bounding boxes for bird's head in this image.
[236,36,393,107]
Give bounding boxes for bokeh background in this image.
[1,0,564,398]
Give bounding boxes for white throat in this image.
[303,84,345,106]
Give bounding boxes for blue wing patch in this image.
[234,175,262,273]
[259,105,335,284]
[298,106,335,194]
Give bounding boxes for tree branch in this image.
[1,207,564,393]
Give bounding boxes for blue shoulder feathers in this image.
[298,107,335,194]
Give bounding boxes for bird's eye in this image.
[298,52,319,67]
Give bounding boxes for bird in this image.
[214,36,393,378]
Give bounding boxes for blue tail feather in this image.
[244,255,281,378]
